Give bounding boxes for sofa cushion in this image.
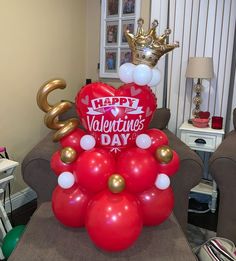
[149,108,171,130]
[9,202,196,261]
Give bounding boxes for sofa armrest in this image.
[209,130,236,243]
[209,131,236,164]
[233,108,236,129]
[163,129,203,233]
[22,132,59,205]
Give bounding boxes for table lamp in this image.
[186,57,214,119]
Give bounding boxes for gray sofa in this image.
[8,107,202,260]
[22,107,203,233]
[209,108,236,244]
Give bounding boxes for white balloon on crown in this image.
[148,68,161,87]
[118,63,136,84]
[118,62,162,88]
[133,64,153,86]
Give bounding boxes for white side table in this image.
[0,159,19,259]
[179,121,225,213]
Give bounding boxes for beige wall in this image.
[85,0,151,87]
[0,0,86,193]
[0,0,150,194]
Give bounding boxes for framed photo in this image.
[121,20,135,44]
[100,0,141,78]
[106,22,118,44]
[122,0,135,15]
[105,50,117,72]
[120,49,132,65]
[107,0,119,17]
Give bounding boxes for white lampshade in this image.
[186,57,214,79]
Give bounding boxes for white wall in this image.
[151,0,236,134]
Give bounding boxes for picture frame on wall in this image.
[107,0,119,16]
[122,0,135,15]
[100,0,141,78]
[106,21,118,44]
[121,20,135,44]
[120,49,132,65]
[105,49,117,72]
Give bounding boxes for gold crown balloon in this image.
[125,18,179,68]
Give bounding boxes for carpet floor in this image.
[187,223,216,249]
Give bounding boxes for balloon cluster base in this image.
[51,128,179,251]
[44,81,179,252]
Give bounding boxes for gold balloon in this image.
[108,174,125,193]
[125,18,179,68]
[60,147,77,164]
[155,146,173,164]
[36,79,79,142]
[37,79,66,113]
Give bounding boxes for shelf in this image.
[191,180,213,196]
[179,121,225,135]
[0,159,19,172]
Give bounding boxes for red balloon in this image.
[138,186,174,226]
[75,82,157,153]
[156,150,180,176]
[52,185,91,227]
[50,151,73,176]
[116,148,158,193]
[86,190,143,251]
[60,128,85,152]
[74,148,115,193]
[145,129,169,154]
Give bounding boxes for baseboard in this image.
[4,187,37,213]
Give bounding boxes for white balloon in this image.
[155,174,170,190]
[118,63,135,83]
[148,68,161,87]
[133,64,153,86]
[58,172,75,189]
[80,135,96,150]
[136,134,152,149]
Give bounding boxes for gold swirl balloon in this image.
[60,147,77,164]
[108,174,125,193]
[155,145,173,164]
[37,79,79,142]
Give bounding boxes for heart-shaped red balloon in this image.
[76,82,157,153]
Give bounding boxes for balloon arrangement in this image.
[37,18,179,252]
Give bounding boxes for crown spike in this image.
[137,18,144,36]
[156,28,171,45]
[152,20,159,28]
[125,18,179,68]
[137,18,144,26]
[147,20,159,39]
